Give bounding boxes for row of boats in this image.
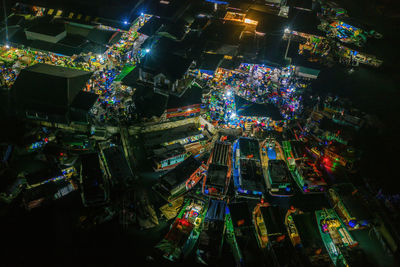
[151,136,374,265]
[154,194,363,266]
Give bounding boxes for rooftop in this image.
[26,22,65,36]
[159,156,201,190]
[268,159,291,183]
[207,164,228,187]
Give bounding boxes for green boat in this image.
[316,209,358,266]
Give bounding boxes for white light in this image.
[141,13,144,16]
[230,113,236,119]
[187,108,192,112]
[145,48,150,53]
[226,91,231,97]
[5,44,9,49]
[284,28,290,33]
[124,21,128,25]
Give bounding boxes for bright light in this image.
[226,91,231,97]
[145,48,150,53]
[5,44,9,49]
[187,108,192,112]
[141,13,144,16]
[284,28,290,33]
[230,113,236,119]
[123,20,128,25]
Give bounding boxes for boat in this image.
[285,209,332,266]
[292,158,327,194]
[316,209,360,266]
[228,201,266,266]
[266,160,294,197]
[233,138,265,199]
[196,199,226,265]
[155,197,208,262]
[253,202,294,266]
[79,152,109,207]
[203,141,232,198]
[225,204,244,266]
[285,207,304,248]
[261,138,294,196]
[327,183,372,230]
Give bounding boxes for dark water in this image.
[310,0,400,193]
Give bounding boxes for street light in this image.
[145,48,150,53]
[123,20,128,25]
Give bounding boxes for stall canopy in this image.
[235,94,283,121]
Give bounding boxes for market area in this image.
[0,0,399,266]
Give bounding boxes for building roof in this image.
[136,0,191,20]
[235,94,283,120]
[166,84,202,109]
[18,0,142,22]
[158,19,188,40]
[70,91,98,111]
[86,28,122,45]
[288,9,324,36]
[255,12,288,34]
[12,63,92,114]
[198,53,224,72]
[287,0,312,11]
[140,51,192,81]
[26,22,65,36]
[132,84,168,118]
[138,16,165,37]
[202,21,245,46]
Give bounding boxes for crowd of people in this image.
[201,63,309,131]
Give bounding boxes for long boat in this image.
[261,138,294,196]
[203,141,232,198]
[196,199,227,265]
[292,158,327,194]
[155,197,208,262]
[316,209,360,266]
[285,208,332,266]
[233,138,265,199]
